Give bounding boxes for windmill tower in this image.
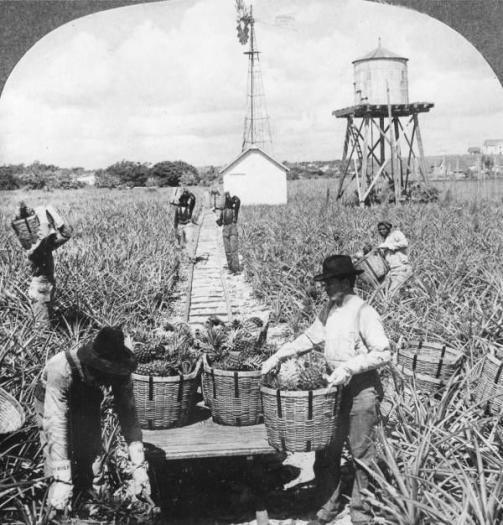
[236,1,273,152]
[333,40,434,205]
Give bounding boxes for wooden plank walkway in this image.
[143,406,273,459]
[145,208,273,459]
[187,210,269,327]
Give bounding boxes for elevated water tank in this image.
[353,40,409,105]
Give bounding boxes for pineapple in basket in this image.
[266,351,330,391]
[134,323,199,376]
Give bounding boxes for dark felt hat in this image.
[377,221,392,229]
[77,327,137,376]
[314,255,364,282]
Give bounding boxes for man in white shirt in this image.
[262,255,391,525]
[377,221,412,298]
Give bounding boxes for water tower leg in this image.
[394,117,404,191]
[360,117,369,205]
[414,113,429,186]
[379,117,386,166]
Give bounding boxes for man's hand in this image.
[324,366,352,390]
[48,459,73,511]
[261,354,281,375]
[132,465,151,498]
[124,333,134,351]
[48,481,73,510]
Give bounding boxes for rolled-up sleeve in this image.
[112,378,142,445]
[381,231,408,251]
[304,317,325,347]
[343,304,391,375]
[44,357,71,465]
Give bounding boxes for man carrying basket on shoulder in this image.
[12,202,73,329]
[376,221,412,299]
[172,187,197,261]
[261,255,391,525]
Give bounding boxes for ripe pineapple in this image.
[277,358,303,390]
[246,316,264,328]
[297,364,326,390]
[135,344,155,364]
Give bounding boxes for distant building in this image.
[483,140,503,155]
[468,147,481,155]
[220,147,288,205]
[76,172,96,185]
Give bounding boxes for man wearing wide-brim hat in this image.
[35,327,150,515]
[262,255,391,525]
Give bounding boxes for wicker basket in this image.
[132,360,201,430]
[11,214,40,250]
[62,519,115,525]
[474,353,503,414]
[399,367,446,394]
[355,250,389,288]
[397,340,463,384]
[202,354,262,426]
[260,385,341,453]
[0,387,25,434]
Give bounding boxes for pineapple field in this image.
[1,181,503,523]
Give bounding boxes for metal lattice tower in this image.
[238,5,273,153]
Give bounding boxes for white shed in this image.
[220,147,288,205]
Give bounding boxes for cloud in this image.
[0,0,501,168]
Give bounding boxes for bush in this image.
[0,166,21,190]
[151,160,199,187]
[101,160,150,188]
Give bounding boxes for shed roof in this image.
[220,147,289,175]
[483,139,503,146]
[353,39,407,63]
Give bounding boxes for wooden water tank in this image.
[353,40,409,105]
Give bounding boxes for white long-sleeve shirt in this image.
[40,350,142,468]
[379,229,410,270]
[285,294,391,375]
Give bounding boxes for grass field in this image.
[1,182,503,523]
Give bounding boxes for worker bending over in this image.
[35,327,150,515]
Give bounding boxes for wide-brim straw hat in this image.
[314,255,364,282]
[78,327,137,376]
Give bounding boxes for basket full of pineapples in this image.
[131,323,202,430]
[261,351,341,453]
[195,316,274,426]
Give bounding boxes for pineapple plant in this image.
[264,351,330,391]
[196,316,274,372]
[133,322,200,377]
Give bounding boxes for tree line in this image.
[0,160,222,191]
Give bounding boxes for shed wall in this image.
[223,153,287,205]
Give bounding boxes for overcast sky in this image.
[0,0,502,169]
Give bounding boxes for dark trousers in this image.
[314,371,380,524]
[222,223,239,272]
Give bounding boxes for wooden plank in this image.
[143,408,275,460]
[190,298,225,302]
